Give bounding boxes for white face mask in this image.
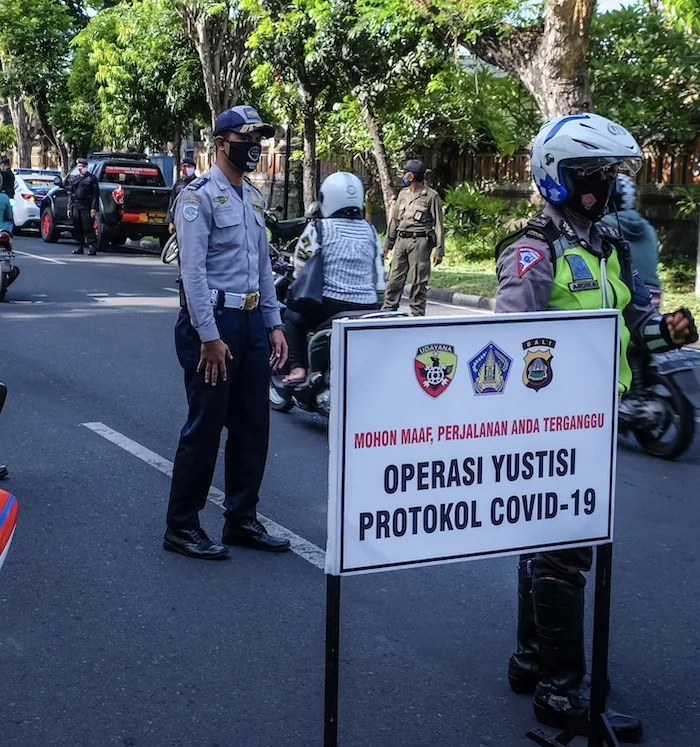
[184,166,195,177]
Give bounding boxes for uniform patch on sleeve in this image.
[182,202,200,222]
[517,246,545,278]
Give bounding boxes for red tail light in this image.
[112,186,125,205]
[21,193,35,202]
[0,232,12,246]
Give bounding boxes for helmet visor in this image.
[561,156,642,176]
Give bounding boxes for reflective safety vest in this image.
[497,216,635,391]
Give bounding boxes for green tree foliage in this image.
[76,0,207,151]
[590,3,700,145]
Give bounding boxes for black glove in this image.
[661,307,698,347]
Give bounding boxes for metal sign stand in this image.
[324,574,342,747]
[527,543,620,747]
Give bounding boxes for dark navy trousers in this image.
[166,306,270,530]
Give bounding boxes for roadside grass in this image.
[424,238,700,318]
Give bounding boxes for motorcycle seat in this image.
[271,217,307,240]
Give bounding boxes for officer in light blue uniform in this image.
[164,105,290,560]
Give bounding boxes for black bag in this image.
[286,220,324,314]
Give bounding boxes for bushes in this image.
[443,183,538,263]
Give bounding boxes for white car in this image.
[10,173,58,233]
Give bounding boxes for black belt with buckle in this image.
[398,230,430,239]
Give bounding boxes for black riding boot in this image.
[532,577,642,743]
[508,557,540,694]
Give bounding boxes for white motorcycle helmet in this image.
[530,113,642,206]
[318,172,364,218]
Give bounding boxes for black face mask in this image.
[564,169,616,222]
[225,141,261,173]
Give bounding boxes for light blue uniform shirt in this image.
[175,163,281,343]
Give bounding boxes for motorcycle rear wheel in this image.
[269,385,294,413]
[634,370,695,460]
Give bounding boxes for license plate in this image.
[147,214,165,225]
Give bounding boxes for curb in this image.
[402,287,496,311]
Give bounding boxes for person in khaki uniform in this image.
[382,159,444,316]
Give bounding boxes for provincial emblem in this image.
[522,338,556,392]
[414,344,457,398]
[468,342,512,396]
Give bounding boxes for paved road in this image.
[1,234,698,747]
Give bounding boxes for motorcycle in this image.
[619,346,700,459]
[0,229,20,301]
[268,252,406,417]
[161,205,312,265]
[0,379,17,572]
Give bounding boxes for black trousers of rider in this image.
[285,297,379,370]
[526,547,593,587]
[73,207,97,250]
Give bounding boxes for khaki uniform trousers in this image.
[382,236,432,316]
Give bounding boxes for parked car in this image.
[40,152,172,252]
[10,173,58,233]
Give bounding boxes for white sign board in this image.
[326,311,620,576]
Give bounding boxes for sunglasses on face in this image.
[573,164,619,183]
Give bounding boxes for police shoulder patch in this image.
[182,202,200,222]
[186,175,210,191]
[516,246,545,278]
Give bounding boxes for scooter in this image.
[0,380,17,571]
[268,252,406,417]
[619,346,700,459]
[0,229,20,301]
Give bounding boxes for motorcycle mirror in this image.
[53,176,62,186]
[275,205,283,213]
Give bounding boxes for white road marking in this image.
[81,422,326,570]
[163,287,179,294]
[13,250,65,265]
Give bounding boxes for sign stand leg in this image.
[526,543,619,747]
[324,574,342,747]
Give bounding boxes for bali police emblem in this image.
[414,344,457,398]
[522,338,556,392]
[468,342,512,395]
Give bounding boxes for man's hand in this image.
[664,309,698,346]
[269,329,289,372]
[90,209,97,219]
[433,254,443,267]
[197,339,232,386]
[168,222,175,235]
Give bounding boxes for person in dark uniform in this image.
[164,105,290,560]
[0,158,15,198]
[167,157,197,235]
[68,158,100,255]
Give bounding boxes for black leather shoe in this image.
[0,465,8,480]
[533,687,642,743]
[72,247,84,255]
[509,658,608,697]
[163,527,229,560]
[222,518,290,552]
[88,248,97,256]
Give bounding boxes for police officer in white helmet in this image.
[496,113,698,742]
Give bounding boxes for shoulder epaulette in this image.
[186,175,210,191]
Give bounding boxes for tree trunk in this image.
[300,86,317,209]
[362,104,396,217]
[173,130,182,183]
[7,97,32,168]
[34,98,71,176]
[463,0,595,117]
[177,1,254,129]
